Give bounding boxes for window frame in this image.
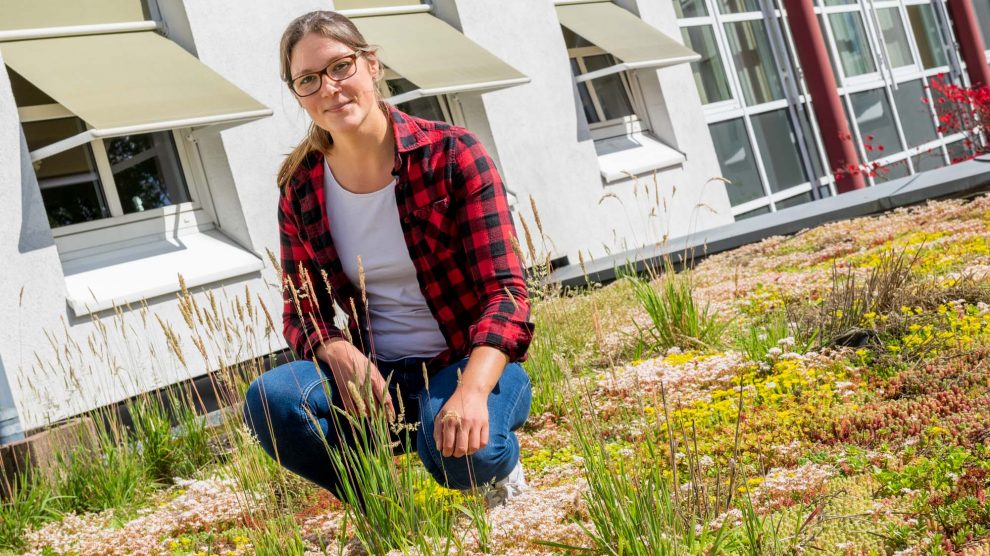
[17,100,214,256]
[565,42,649,141]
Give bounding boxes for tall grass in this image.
[0,470,60,550]
[625,262,730,353]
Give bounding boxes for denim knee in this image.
[417,428,519,490]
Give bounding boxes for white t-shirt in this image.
[323,158,449,361]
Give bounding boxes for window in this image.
[564,27,640,139]
[673,0,708,19]
[891,79,937,147]
[975,1,990,48]
[682,25,732,105]
[876,8,913,69]
[751,109,809,193]
[386,75,454,123]
[850,88,903,161]
[907,4,948,69]
[709,118,765,206]
[724,20,785,105]
[828,11,877,77]
[11,70,196,235]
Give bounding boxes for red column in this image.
[946,0,990,89]
[781,0,866,192]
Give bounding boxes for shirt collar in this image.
[386,103,431,174]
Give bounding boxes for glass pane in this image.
[710,118,765,206]
[583,54,636,122]
[22,117,109,228]
[736,205,771,220]
[751,109,808,193]
[106,132,190,215]
[776,192,813,209]
[818,16,843,82]
[828,12,877,77]
[947,140,975,163]
[571,60,601,124]
[877,8,913,68]
[822,0,857,5]
[388,77,448,122]
[717,0,759,14]
[892,80,936,147]
[682,26,732,104]
[850,88,903,161]
[908,4,947,69]
[976,1,990,45]
[799,103,825,178]
[875,160,911,182]
[724,20,784,105]
[913,148,946,171]
[674,0,708,18]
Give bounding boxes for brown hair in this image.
[276,11,387,188]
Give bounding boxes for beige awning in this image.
[0,0,146,31]
[555,1,700,82]
[2,31,272,161]
[348,11,529,104]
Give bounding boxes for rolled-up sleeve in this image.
[278,187,344,360]
[453,131,535,361]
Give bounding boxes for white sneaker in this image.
[483,460,528,508]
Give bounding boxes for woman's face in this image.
[289,33,381,136]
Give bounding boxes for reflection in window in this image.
[673,0,708,18]
[828,12,877,77]
[876,8,913,68]
[717,0,760,14]
[851,88,903,161]
[106,132,189,215]
[22,118,109,228]
[710,118,765,206]
[913,148,946,171]
[908,4,948,69]
[724,20,784,105]
[682,25,733,104]
[891,80,936,147]
[388,77,448,123]
[776,192,813,209]
[975,1,990,45]
[582,54,636,122]
[736,205,771,220]
[751,109,808,193]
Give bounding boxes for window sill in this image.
[62,230,263,317]
[594,132,685,183]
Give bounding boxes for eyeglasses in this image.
[288,52,361,97]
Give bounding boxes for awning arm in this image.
[386,76,531,105]
[574,55,701,83]
[338,5,431,18]
[29,108,273,161]
[0,21,158,42]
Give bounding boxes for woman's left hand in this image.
[434,388,490,458]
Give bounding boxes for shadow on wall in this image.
[17,128,56,255]
[0,355,24,445]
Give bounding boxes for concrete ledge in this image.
[0,417,96,499]
[553,156,990,287]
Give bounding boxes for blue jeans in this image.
[242,356,532,500]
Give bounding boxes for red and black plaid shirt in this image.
[278,105,534,370]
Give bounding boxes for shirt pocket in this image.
[410,195,457,254]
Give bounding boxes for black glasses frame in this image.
[288,52,362,97]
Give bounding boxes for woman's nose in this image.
[318,72,342,96]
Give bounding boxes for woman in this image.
[243,10,535,507]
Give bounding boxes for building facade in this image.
[0,0,736,439]
[1,0,988,440]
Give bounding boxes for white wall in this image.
[0,0,327,431]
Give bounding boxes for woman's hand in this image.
[434,388,489,457]
[433,346,508,457]
[317,340,395,420]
